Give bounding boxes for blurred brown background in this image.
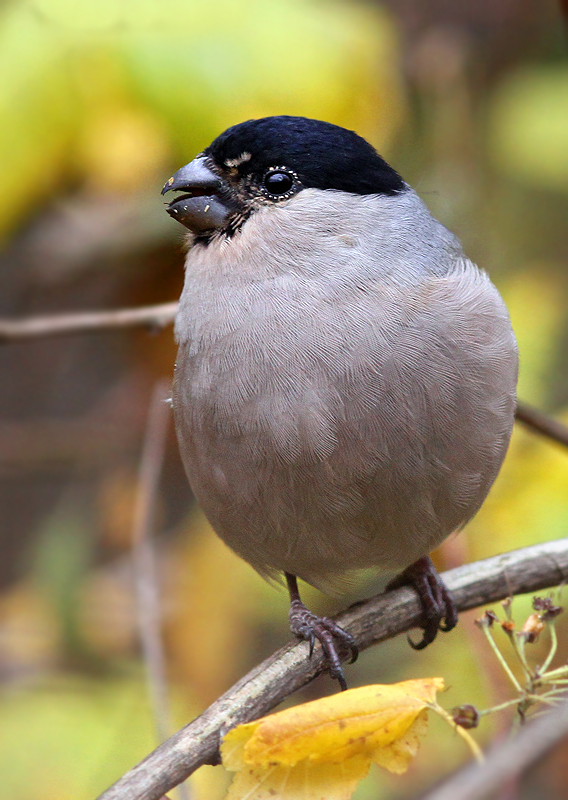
[0,1,567,798]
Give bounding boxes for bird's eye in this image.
[262,169,295,197]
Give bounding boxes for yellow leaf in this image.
[221,678,444,800]
[225,755,370,800]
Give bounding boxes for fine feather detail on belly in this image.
[173,260,517,589]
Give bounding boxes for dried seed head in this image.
[519,613,545,643]
[475,610,499,628]
[452,704,480,729]
[533,597,563,621]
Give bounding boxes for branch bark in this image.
[97,537,568,800]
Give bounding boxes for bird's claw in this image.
[308,631,315,659]
[289,599,358,691]
[386,555,458,649]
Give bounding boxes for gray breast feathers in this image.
[173,190,518,590]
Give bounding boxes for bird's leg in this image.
[285,572,358,691]
[386,556,458,650]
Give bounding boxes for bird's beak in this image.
[161,156,234,233]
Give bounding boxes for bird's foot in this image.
[386,556,458,650]
[289,599,358,690]
[285,573,358,691]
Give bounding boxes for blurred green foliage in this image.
[488,66,568,192]
[0,1,567,799]
[0,0,403,238]
[0,673,159,799]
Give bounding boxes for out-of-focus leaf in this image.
[466,268,568,564]
[0,675,156,800]
[117,0,405,158]
[502,269,566,404]
[33,508,94,658]
[488,66,568,192]
[0,5,77,238]
[221,678,443,800]
[0,0,405,239]
[76,106,170,193]
[0,580,59,673]
[166,511,261,704]
[470,419,568,558]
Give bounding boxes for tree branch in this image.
[0,302,177,342]
[97,538,568,800]
[515,399,568,449]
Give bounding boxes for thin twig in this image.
[1,308,567,451]
[132,382,191,800]
[0,302,177,342]
[132,381,173,746]
[97,537,568,800]
[515,399,568,449]
[540,623,558,675]
[429,703,483,763]
[415,698,568,800]
[479,625,522,693]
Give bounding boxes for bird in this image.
[162,115,518,690]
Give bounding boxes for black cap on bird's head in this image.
[162,116,405,238]
[205,116,404,196]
